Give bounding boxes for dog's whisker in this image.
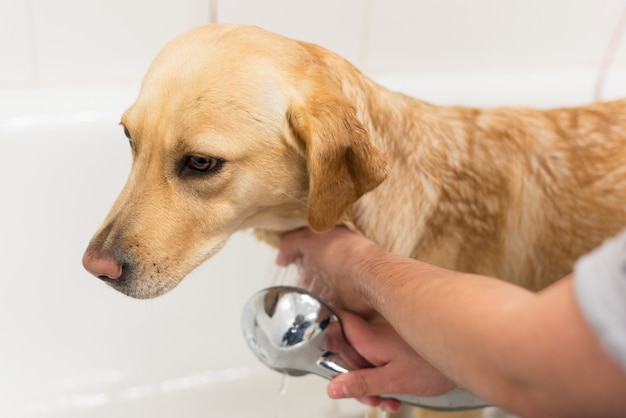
[276,191,307,206]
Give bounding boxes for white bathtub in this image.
[1,71,624,418]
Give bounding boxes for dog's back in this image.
[348,93,626,290]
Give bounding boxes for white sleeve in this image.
[573,227,626,373]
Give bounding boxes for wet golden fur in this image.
[84,24,626,307]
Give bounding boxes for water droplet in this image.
[278,373,289,396]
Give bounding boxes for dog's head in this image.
[82,24,388,298]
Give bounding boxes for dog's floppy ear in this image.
[288,93,389,232]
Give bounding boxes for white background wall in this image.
[2,0,626,105]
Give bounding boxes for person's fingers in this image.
[276,228,309,266]
[377,398,402,413]
[327,367,402,403]
[354,395,401,413]
[335,309,395,363]
[355,395,380,407]
[277,226,358,266]
[339,310,458,395]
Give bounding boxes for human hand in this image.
[327,310,457,413]
[277,226,382,315]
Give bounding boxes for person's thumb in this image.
[327,367,395,400]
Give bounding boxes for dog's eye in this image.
[122,126,134,149]
[184,155,222,174]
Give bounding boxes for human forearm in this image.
[357,251,626,417]
[358,252,532,389]
[278,227,626,416]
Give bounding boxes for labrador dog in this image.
[83,24,626,417]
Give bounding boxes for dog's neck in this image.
[255,49,626,285]
[344,76,538,282]
[253,75,499,273]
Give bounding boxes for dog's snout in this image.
[82,250,123,281]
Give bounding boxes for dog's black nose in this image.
[82,250,123,281]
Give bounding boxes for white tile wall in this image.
[0,0,35,83]
[218,0,367,66]
[0,0,211,85]
[32,0,210,83]
[366,0,626,73]
[1,0,626,86]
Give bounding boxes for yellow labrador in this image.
[83,24,626,417]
